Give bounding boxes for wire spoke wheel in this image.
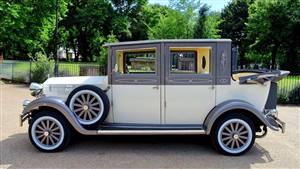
[70,90,104,125]
[31,116,65,151]
[217,118,253,154]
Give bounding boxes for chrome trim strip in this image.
[97,129,206,135]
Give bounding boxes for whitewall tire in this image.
[29,111,71,152]
[211,114,255,156]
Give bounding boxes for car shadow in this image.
[1,133,273,169]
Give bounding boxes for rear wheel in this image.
[29,111,71,152]
[211,114,255,156]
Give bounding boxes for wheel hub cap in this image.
[44,131,49,137]
[83,105,89,111]
[233,134,239,140]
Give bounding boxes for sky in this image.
[149,0,231,11]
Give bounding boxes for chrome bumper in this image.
[264,109,285,133]
[19,99,32,127]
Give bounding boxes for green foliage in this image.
[98,34,118,67]
[247,0,300,71]
[193,4,209,38]
[288,86,300,105]
[31,52,54,83]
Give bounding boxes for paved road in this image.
[0,83,299,169]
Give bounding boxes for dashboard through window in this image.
[170,47,211,74]
[116,48,156,74]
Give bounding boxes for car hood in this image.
[42,76,108,100]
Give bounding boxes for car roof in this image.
[103,39,232,47]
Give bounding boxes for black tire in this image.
[66,85,110,128]
[29,110,71,152]
[211,114,255,156]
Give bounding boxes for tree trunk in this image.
[271,44,278,69]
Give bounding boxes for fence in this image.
[1,60,299,104]
[277,74,300,104]
[0,60,106,83]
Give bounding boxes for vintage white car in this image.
[20,39,289,155]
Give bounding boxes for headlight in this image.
[29,83,43,97]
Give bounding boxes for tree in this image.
[193,4,209,38]
[0,0,68,59]
[219,0,253,69]
[247,0,300,71]
[148,0,200,39]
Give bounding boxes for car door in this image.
[164,42,216,124]
[111,43,161,124]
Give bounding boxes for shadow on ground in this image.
[1,133,273,169]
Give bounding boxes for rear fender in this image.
[204,100,279,134]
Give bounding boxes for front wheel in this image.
[29,111,71,152]
[211,114,255,156]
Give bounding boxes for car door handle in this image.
[152,85,159,89]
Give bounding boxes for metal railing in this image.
[0,60,106,83]
[1,60,299,104]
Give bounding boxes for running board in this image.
[96,129,206,135]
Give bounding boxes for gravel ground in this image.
[0,83,299,169]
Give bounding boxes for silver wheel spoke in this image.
[224,126,231,133]
[222,136,231,141]
[49,122,55,130]
[90,109,98,117]
[230,139,235,149]
[74,103,82,107]
[41,121,47,129]
[76,98,84,105]
[238,138,245,145]
[41,136,47,144]
[230,123,234,132]
[222,132,231,136]
[52,127,60,131]
[239,135,248,139]
[90,102,99,106]
[46,120,50,130]
[91,107,100,111]
[49,136,55,145]
[237,125,245,132]
[87,111,92,120]
[52,134,59,141]
[240,131,248,135]
[235,140,240,148]
[35,130,44,134]
[86,94,90,102]
[78,110,85,117]
[89,97,96,104]
[37,134,44,139]
[46,137,49,145]
[52,131,60,135]
[81,95,86,103]
[225,139,233,146]
[74,107,84,112]
[37,124,44,131]
[83,111,88,120]
[235,123,239,132]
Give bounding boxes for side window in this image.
[116,48,156,74]
[170,47,211,74]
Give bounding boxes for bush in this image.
[31,52,54,83]
[277,93,289,104]
[288,86,300,105]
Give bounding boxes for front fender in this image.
[204,100,279,134]
[21,96,97,135]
